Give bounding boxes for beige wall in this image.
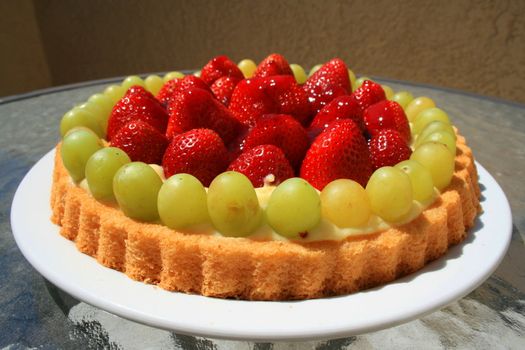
[2,0,525,104]
[0,0,51,96]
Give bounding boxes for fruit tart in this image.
[51,54,481,300]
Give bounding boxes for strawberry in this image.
[300,119,372,190]
[363,100,410,142]
[253,53,293,78]
[200,55,244,86]
[162,128,229,186]
[303,58,352,114]
[156,75,210,106]
[229,75,311,127]
[236,114,309,169]
[210,76,241,106]
[107,86,168,141]
[126,85,154,98]
[228,144,294,187]
[307,95,364,140]
[110,120,168,164]
[228,78,276,126]
[166,87,242,144]
[368,129,412,170]
[156,79,181,106]
[351,80,386,113]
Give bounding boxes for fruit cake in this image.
[50,54,481,300]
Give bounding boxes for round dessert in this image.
[50,54,481,300]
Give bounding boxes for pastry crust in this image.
[50,132,481,300]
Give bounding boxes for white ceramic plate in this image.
[11,149,512,341]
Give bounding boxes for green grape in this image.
[148,164,165,180]
[410,142,455,190]
[85,147,131,201]
[121,75,145,90]
[405,96,435,122]
[87,93,114,133]
[290,64,307,84]
[392,91,414,110]
[382,84,394,100]
[63,126,92,137]
[113,162,163,222]
[158,174,209,229]
[74,102,107,139]
[76,101,103,116]
[395,160,434,202]
[417,120,456,143]
[417,130,456,156]
[320,179,371,228]
[61,129,103,182]
[348,69,357,92]
[60,107,105,138]
[163,71,184,82]
[355,76,371,88]
[366,167,413,222]
[238,59,257,78]
[88,93,114,116]
[308,64,322,77]
[412,107,451,135]
[144,75,164,96]
[266,178,321,238]
[104,85,126,103]
[207,171,262,237]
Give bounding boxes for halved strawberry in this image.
[229,75,311,127]
[107,86,168,141]
[228,144,294,187]
[210,76,241,106]
[307,95,364,140]
[352,80,386,114]
[156,75,210,106]
[368,129,412,170]
[162,128,229,186]
[110,120,168,164]
[200,55,244,86]
[300,119,372,189]
[236,114,309,170]
[303,58,352,114]
[166,87,242,144]
[363,100,410,142]
[253,53,293,78]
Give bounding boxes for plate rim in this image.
[10,149,513,341]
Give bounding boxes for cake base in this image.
[50,133,480,301]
